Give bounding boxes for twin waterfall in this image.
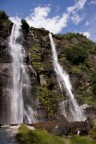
[49,33,86,121]
[6,21,85,124]
[9,22,36,124]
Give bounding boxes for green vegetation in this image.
[36,86,61,119]
[65,46,88,65]
[89,120,96,140]
[28,32,96,111]
[69,136,96,144]
[0,10,9,27]
[91,73,96,95]
[92,84,96,95]
[55,32,86,40]
[16,125,96,144]
[56,32,96,108]
[80,94,96,108]
[29,45,45,71]
[89,127,96,140]
[16,125,65,144]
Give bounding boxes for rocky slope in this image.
[0,11,96,121]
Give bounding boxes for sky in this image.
[0,0,96,42]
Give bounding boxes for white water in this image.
[49,33,86,121]
[9,22,37,124]
[9,23,24,123]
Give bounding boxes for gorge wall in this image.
[0,11,96,123]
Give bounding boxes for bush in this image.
[21,19,29,33]
[91,74,96,95]
[89,127,96,140]
[91,74,96,85]
[89,120,96,140]
[65,46,87,65]
[92,84,96,95]
[36,86,61,119]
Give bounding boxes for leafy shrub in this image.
[65,46,87,65]
[36,86,61,119]
[89,120,96,140]
[91,74,96,95]
[91,74,96,85]
[92,84,96,95]
[21,19,29,33]
[89,127,96,140]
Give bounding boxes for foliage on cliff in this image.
[26,21,96,116]
[55,33,96,107]
[65,46,88,65]
[36,86,61,119]
[0,10,12,40]
[29,30,96,112]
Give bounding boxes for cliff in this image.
[0,11,96,121]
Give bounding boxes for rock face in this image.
[24,27,96,120]
[32,117,93,136]
[0,11,96,123]
[0,12,13,124]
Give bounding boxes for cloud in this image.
[85,13,96,42]
[80,31,91,38]
[67,0,87,24]
[25,6,69,34]
[9,0,87,34]
[67,0,87,13]
[25,0,87,34]
[85,21,89,26]
[71,13,82,25]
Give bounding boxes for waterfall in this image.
[49,33,86,121]
[9,23,24,124]
[9,21,37,124]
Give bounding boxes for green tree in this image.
[65,46,87,65]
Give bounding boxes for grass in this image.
[16,125,65,144]
[16,125,96,144]
[69,136,96,144]
[89,119,96,140]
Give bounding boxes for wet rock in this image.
[81,104,96,120]
[52,113,68,122]
[53,124,70,136]
[0,45,12,63]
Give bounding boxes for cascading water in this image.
[9,23,24,124]
[49,33,86,121]
[9,20,37,124]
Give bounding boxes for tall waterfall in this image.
[9,23,24,123]
[49,33,86,121]
[9,21,37,124]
